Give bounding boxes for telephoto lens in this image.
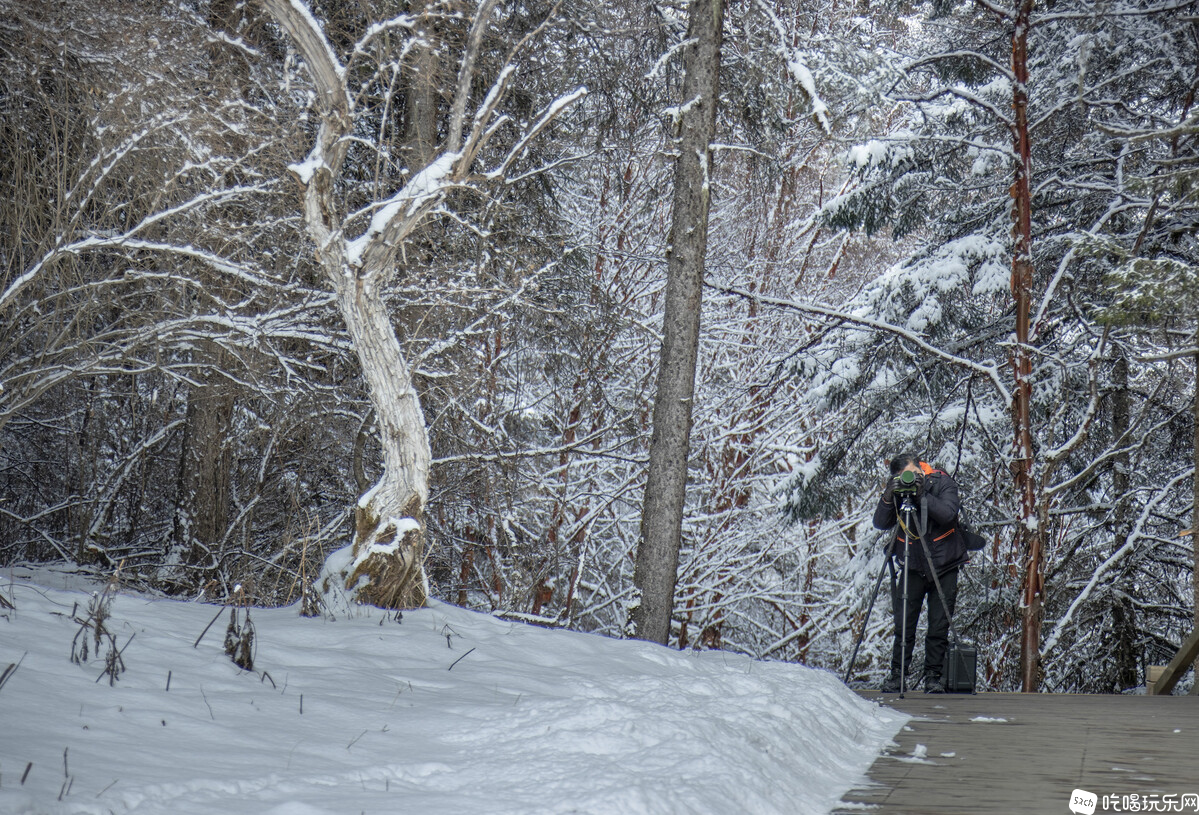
[895,469,918,493]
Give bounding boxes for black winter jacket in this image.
[872,467,969,576]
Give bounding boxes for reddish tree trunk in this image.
[1009,0,1044,693]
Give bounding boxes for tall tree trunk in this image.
[630,0,723,645]
[1111,351,1138,689]
[406,0,441,168]
[170,351,234,570]
[1010,0,1044,693]
[162,0,247,582]
[1193,346,1199,678]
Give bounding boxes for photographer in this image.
[873,454,969,693]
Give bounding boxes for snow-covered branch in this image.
[489,87,589,181]
[1040,467,1194,657]
[712,284,1012,404]
[259,0,348,118]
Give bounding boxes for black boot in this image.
[923,672,945,693]
[880,672,902,693]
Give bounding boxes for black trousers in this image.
[890,566,959,677]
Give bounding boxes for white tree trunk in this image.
[261,0,433,609]
[328,273,432,608]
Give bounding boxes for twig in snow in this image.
[200,687,215,720]
[96,779,118,798]
[95,632,134,685]
[71,580,118,667]
[0,652,26,694]
[346,729,368,749]
[20,763,32,784]
[448,647,476,671]
[194,606,226,648]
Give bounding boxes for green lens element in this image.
[898,470,916,485]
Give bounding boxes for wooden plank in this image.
[1150,626,1199,695]
[835,692,1199,814]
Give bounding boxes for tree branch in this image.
[711,283,1012,404]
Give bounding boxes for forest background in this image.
[2,0,1197,694]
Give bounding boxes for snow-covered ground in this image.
[0,566,905,815]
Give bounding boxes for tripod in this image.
[845,490,962,697]
[843,530,896,686]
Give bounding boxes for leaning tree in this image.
[259,0,584,608]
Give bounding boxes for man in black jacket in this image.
[873,454,969,693]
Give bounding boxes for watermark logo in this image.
[1099,793,1199,812]
[1069,789,1097,815]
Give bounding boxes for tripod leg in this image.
[844,549,891,685]
[915,500,960,644]
[899,541,910,697]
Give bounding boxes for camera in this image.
[893,469,920,494]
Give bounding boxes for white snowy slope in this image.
[0,566,905,815]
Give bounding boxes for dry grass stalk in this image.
[223,584,255,671]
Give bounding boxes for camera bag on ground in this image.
[943,641,977,693]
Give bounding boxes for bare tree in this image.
[0,0,350,593]
[259,0,584,608]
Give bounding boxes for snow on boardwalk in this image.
[0,567,904,815]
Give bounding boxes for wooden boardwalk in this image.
[834,691,1199,814]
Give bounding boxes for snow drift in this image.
[0,566,904,814]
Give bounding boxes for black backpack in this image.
[929,464,988,552]
[956,507,988,551]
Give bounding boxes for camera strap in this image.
[909,498,962,645]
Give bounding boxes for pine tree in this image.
[786,0,1199,690]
